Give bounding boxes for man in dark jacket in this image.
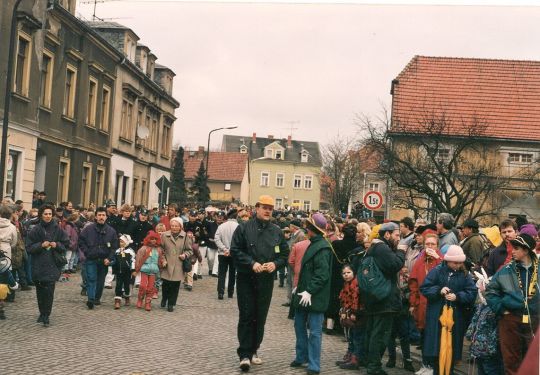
[79,206,118,309]
[363,222,405,375]
[486,219,517,276]
[231,195,289,373]
[290,213,332,375]
[105,200,120,233]
[131,209,154,252]
[460,218,487,267]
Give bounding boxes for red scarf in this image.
[502,241,514,271]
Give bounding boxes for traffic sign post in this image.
[363,191,383,211]
[155,176,171,208]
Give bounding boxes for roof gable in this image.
[183,152,248,182]
[391,56,540,142]
[222,135,322,166]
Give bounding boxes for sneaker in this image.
[239,358,251,372]
[415,365,431,375]
[251,353,263,365]
[86,301,94,310]
[290,360,304,368]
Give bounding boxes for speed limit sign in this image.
[363,191,383,210]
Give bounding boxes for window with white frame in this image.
[293,174,302,189]
[275,150,283,160]
[276,173,284,188]
[87,77,98,126]
[303,200,311,211]
[63,64,77,118]
[240,145,248,154]
[509,153,533,164]
[265,149,273,158]
[292,199,301,208]
[40,51,54,108]
[14,32,32,97]
[260,172,270,187]
[301,152,309,163]
[304,175,313,189]
[120,98,134,140]
[81,164,92,207]
[436,148,450,162]
[100,85,111,132]
[369,183,380,192]
[275,198,283,209]
[224,183,231,191]
[57,158,70,204]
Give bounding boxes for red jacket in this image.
[408,250,443,330]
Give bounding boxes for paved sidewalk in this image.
[2,271,467,375]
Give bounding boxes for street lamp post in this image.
[205,126,237,180]
[1,0,23,198]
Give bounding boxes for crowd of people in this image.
[0,192,538,375]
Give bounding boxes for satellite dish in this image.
[137,125,149,139]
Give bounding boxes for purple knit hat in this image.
[519,224,538,238]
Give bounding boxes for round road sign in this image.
[363,191,383,210]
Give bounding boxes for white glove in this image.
[292,287,297,294]
[298,291,312,307]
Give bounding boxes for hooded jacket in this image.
[0,218,17,262]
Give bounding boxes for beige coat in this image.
[160,230,193,281]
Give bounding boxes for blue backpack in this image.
[357,255,391,302]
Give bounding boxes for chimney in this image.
[252,132,257,143]
[198,146,205,157]
[287,135,292,148]
[268,135,274,140]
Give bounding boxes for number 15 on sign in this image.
[363,191,383,210]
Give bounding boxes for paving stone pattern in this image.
[2,269,466,375]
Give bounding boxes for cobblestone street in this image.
[3,270,429,375]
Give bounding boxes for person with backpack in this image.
[358,221,405,375]
[460,218,488,268]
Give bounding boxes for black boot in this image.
[37,314,44,323]
[404,359,415,372]
[42,315,50,327]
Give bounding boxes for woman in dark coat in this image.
[27,204,69,327]
[420,245,477,374]
[327,224,359,333]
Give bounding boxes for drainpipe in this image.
[0,0,23,197]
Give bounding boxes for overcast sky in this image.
[77,1,540,151]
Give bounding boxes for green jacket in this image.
[486,259,539,318]
[293,235,333,313]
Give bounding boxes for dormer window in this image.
[265,149,273,158]
[275,150,283,160]
[301,151,309,163]
[239,145,248,154]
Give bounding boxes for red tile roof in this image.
[391,56,540,142]
[183,152,248,182]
